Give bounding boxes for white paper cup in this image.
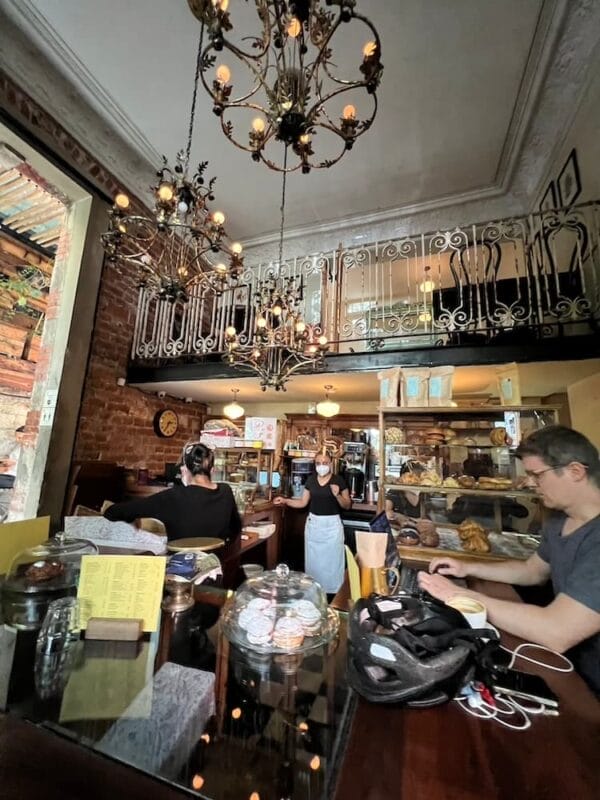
[446,595,487,628]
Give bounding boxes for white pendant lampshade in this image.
[316,385,340,418]
[223,388,244,420]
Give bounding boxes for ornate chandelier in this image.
[101,31,243,301]
[223,150,329,390]
[188,0,383,173]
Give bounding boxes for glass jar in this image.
[222,563,339,654]
[1,534,98,630]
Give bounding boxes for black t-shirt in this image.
[537,512,600,695]
[105,484,242,542]
[304,473,348,516]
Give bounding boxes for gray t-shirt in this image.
[537,513,600,694]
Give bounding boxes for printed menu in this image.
[77,555,166,632]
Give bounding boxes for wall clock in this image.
[153,409,179,438]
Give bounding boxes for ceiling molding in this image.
[1,0,162,168]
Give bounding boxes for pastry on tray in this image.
[397,523,420,546]
[25,560,65,583]
[477,476,513,491]
[457,475,476,488]
[442,476,460,488]
[415,519,440,547]
[457,519,491,553]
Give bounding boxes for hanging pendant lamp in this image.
[223,388,245,419]
[316,385,340,418]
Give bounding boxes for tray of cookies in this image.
[221,563,340,654]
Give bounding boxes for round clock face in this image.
[154,409,179,438]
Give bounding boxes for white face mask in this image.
[316,464,330,477]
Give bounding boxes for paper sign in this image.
[245,416,278,449]
[0,515,50,574]
[77,555,166,632]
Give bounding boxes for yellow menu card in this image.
[77,555,166,632]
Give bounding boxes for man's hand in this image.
[428,557,469,578]
[273,496,287,506]
[330,483,340,497]
[417,571,464,603]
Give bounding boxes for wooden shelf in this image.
[382,482,537,499]
[379,405,560,414]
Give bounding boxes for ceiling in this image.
[1,0,549,244]
[132,359,600,408]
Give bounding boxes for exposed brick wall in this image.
[73,259,206,474]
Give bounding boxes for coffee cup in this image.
[446,595,487,628]
[360,566,400,597]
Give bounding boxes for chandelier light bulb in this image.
[157,182,174,202]
[225,325,237,337]
[310,756,321,771]
[419,279,435,293]
[251,117,266,133]
[212,210,226,225]
[177,201,189,213]
[299,134,311,145]
[215,263,228,273]
[363,40,377,58]
[252,348,261,359]
[231,242,243,255]
[272,304,282,316]
[117,222,127,234]
[342,104,356,120]
[216,64,231,84]
[287,17,302,38]
[114,192,130,209]
[212,0,229,10]
[307,344,318,354]
[295,321,306,333]
[419,311,432,323]
[317,335,328,346]
[256,317,267,328]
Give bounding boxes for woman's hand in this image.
[428,557,469,578]
[330,483,340,497]
[417,571,463,603]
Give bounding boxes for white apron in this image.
[304,512,345,594]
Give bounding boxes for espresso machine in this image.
[341,442,367,502]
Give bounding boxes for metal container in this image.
[365,480,379,504]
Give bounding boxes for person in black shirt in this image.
[105,442,241,542]
[274,451,351,593]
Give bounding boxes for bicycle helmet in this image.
[347,594,496,707]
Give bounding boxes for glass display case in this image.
[379,405,559,555]
[212,448,274,503]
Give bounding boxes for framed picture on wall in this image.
[557,148,582,208]
[539,181,557,214]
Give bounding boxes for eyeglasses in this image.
[524,462,588,484]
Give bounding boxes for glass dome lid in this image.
[222,563,339,654]
[5,534,98,594]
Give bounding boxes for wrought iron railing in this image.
[131,202,600,361]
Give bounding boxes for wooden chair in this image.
[136,517,167,535]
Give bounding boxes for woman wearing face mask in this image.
[274,450,352,594]
[104,442,241,542]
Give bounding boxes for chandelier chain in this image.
[185,24,205,177]
[278,145,289,270]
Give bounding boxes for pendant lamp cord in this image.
[185,24,205,176]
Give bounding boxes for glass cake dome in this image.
[1,533,98,629]
[222,563,339,654]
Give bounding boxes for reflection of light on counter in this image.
[310,755,321,770]
[231,707,242,719]
[192,774,205,790]
[200,733,210,743]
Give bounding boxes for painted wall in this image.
[568,372,600,450]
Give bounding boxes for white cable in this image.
[500,643,574,673]
[455,691,532,730]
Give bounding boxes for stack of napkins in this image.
[63,517,167,555]
[243,522,276,539]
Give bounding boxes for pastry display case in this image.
[212,448,274,503]
[379,405,558,559]
[221,563,339,654]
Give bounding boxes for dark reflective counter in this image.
[2,588,354,800]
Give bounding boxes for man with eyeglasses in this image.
[418,425,600,694]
